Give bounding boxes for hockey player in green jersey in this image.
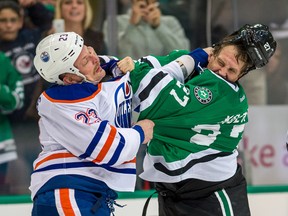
[126,24,277,216]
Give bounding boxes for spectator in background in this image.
[37,0,56,7]
[240,41,286,105]
[239,67,267,105]
[103,0,190,59]
[0,0,53,194]
[18,0,53,32]
[53,0,106,54]
[155,0,230,49]
[0,52,24,194]
[265,44,287,104]
[37,0,56,13]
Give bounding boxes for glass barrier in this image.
[1,0,287,198]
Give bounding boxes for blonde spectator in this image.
[54,0,106,54]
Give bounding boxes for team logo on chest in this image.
[194,86,213,104]
[114,81,132,128]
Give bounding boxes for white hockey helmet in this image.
[34,32,85,84]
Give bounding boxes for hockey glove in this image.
[188,48,209,73]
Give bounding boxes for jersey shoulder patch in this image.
[44,82,100,102]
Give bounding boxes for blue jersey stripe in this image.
[79,121,108,159]
[33,161,136,174]
[108,133,125,165]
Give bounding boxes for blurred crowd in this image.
[0,0,287,195]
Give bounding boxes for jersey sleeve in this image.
[132,48,208,83]
[38,93,144,166]
[99,55,123,78]
[0,54,24,114]
[138,49,189,68]
[130,48,201,95]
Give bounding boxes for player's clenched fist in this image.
[135,119,155,144]
[117,56,135,74]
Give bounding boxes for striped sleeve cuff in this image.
[132,125,144,144]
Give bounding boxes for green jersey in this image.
[130,55,248,183]
[0,52,24,164]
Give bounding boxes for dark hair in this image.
[213,35,254,77]
[0,1,22,17]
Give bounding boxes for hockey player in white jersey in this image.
[30,32,155,216]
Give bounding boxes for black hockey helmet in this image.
[228,24,277,72]
[213,24,277,74]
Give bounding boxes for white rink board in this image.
[241,105,288,185]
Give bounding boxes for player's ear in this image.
[62,74,74,85]
[62,77,69,85]
[63,74,83,85]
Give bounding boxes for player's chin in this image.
[94,69,106,82]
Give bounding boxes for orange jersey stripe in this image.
[93,125,117,163]
[124,157,136,164]
[34,152,75,170]
[43,83,102,103]
[59,188,75,216]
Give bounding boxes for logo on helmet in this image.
[40,51,50,62]
[263,42,271,51]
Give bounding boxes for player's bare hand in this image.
[203,47,214,62]
[135,119,154,144]
[117,56,135,74]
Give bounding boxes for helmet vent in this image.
[62,57,68,62]
[69,52,76,57]
[68,50,74,56]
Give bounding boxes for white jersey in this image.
[30,74,144,199]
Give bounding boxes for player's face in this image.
[207,45,244,83]
[74,45,106,83]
